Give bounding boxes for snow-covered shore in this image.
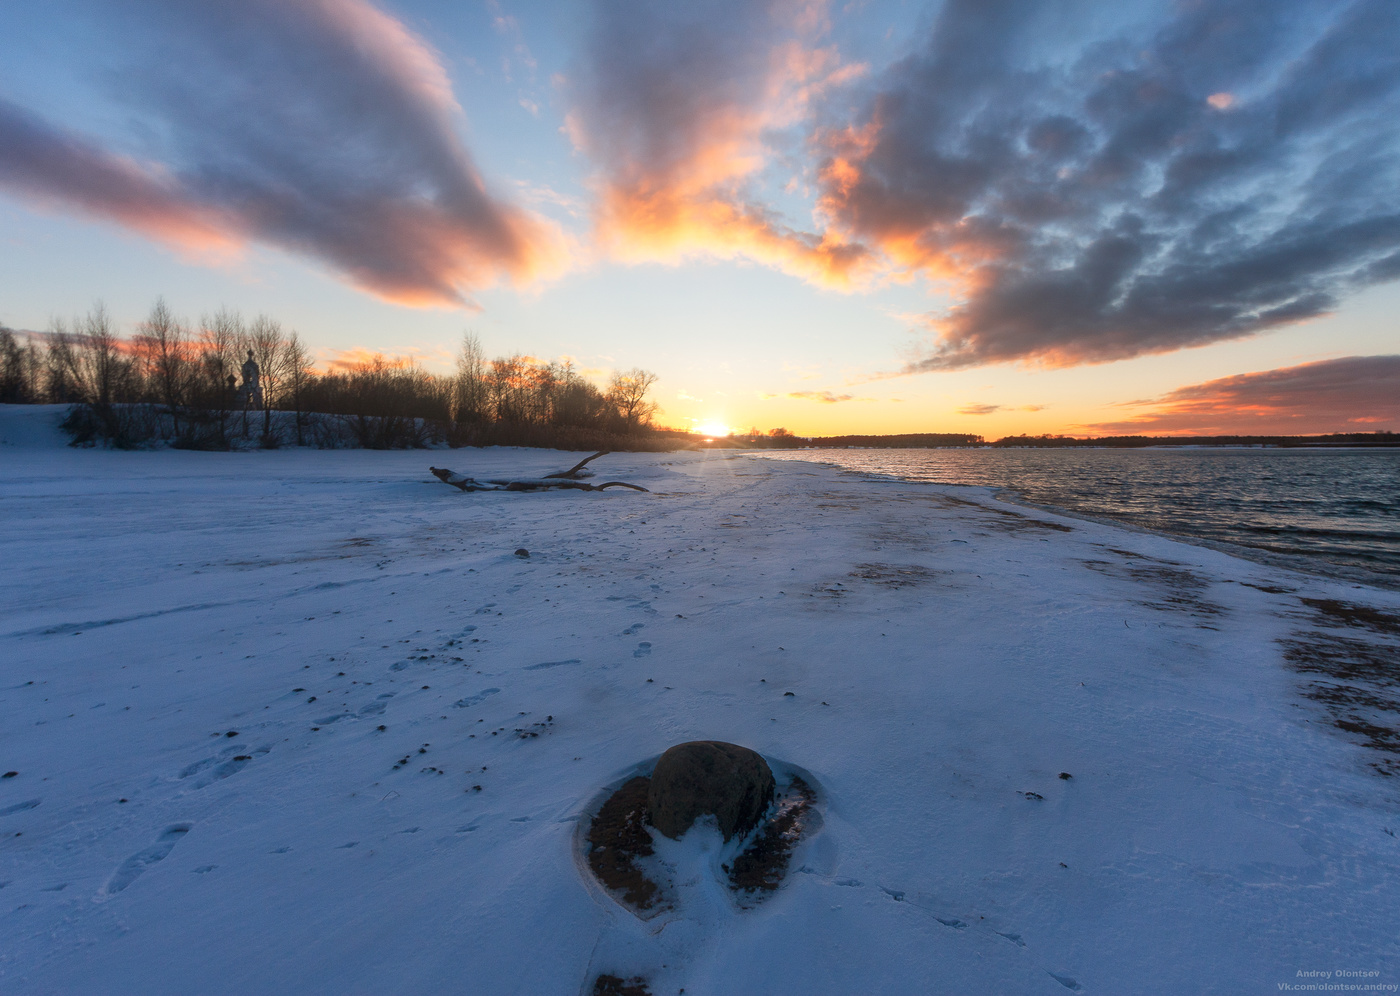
[2,406,1398,995]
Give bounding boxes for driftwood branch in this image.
[544,450,609,479]
[430,456,649,494]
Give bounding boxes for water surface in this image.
[757,447,1400,581]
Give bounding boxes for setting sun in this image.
[693,420,731,437]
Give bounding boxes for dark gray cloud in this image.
[1087,355,1400,434]
[819,0,1400,369]
[0,0,560,306]
[571,0,787,191]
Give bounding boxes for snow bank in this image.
[0,404,69,450]
[1,446,1397,994]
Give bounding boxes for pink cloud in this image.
[0,0,566,309]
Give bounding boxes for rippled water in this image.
[756,447,1400,579]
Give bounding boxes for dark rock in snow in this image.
[648,741,774,841]
[587,775,659,909]
[514,548,529,558]
[727,774,817,896]
[592,974,651,996]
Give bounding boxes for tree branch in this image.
[430,457,648,494]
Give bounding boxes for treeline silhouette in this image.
[713,429,1397,450]
[714,430,985,449]
[1,301,670,450]
[988,433,1400,448]
[805,432,984,448]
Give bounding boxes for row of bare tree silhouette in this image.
[0,301,662,450]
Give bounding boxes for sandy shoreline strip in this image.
[2,437,1398,994]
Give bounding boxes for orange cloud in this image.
[1083,356,1400,435]
[319,343,456,374]
[781,389,859,403]
[571,0,874,288]
[595,184,871,287]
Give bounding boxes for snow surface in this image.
[2,404,1399,995]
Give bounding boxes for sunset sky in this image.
[2,0,1398,437]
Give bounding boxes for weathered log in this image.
[430,467,492,491]
[430,461,648,493]
[496,477,648,492]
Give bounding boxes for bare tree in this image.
[551,360,607,427]
[197,307,242,444]
[0,326,42,404]
[283,330,313,446]
[79,302,130,409]
[43,318,82,403]
[48,303,144,446]
[528,360,558,424]
[488,354,529,423]
[607,368,660,429]
[453,332,488,425]
[247,314,284,441]
[136,297,190,437]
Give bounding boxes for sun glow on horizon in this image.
[693,419,731,437]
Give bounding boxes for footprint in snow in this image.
[453,688,500,708]
[876,881,1081,988]
[524,658,581,671]
[633,642,652,658]
[102,824,192,896]
[180,746,269,788]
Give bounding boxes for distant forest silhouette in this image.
[983,432,1400,449]
[0,301,673,451]
[710,430,1399,451]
